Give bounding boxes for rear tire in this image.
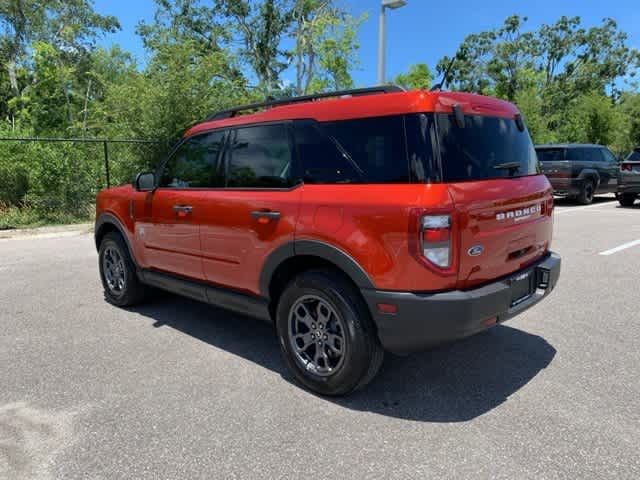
[619,193,637,207]
[98,231,147,307]
[275,268,384,396]
[577,179,595,205]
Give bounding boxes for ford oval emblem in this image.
[468,245,484,256]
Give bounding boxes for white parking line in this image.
[599,239,640,256]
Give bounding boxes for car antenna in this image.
[430,53,457,91]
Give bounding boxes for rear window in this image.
[536,148,566,162]
[626,150,640,162]
[436,114,539,181]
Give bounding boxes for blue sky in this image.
[93,0,640,87]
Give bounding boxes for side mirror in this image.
[134,172,156,192]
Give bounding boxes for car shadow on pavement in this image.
[554,195,616,207]
[130,293,556,423]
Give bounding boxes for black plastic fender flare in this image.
[259,240,374,298]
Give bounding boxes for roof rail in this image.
[205,85,406,121]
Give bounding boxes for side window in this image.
[294,120,362,184]
[601,148,617,163]
[227,124,293,188]
[578,147,601,162]
[322,116,410,183]
[160,131,226,188]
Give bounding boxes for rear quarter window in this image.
[570,147,601,162]
[321,115,410,183]
[293,120,361,184]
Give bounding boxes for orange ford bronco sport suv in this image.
[95,86,561,395]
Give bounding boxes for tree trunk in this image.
[7,59,20,95]
[82,79,92,136]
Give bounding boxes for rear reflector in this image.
[376,303,398,315]
[482,316,498,327]
[621,163,632,171]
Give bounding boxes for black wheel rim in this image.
[103,246,126,295]
[585,184,594,201]
[288,294,347,377]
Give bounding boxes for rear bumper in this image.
[617,182,640,195]
[362,252,561,354]
[548,178,581,197]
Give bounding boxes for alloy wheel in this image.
[103,246,126,295]
[288,294,347,377]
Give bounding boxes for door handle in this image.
[250,210,281,221]
[172,205,193,213]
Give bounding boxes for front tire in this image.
[276,269,384,396]
[577,179,595,205]
[619,193,637,207]
[98,231,146,307]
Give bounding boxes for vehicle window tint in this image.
[321,115,410,183]
[160,131,225,188]
[575,147,601,162]
[601,148,617,163]
[227,124,293,188]
[626,150,640,162]
[294,120,361,184]
[536,148,566,162]
[436,114,539,181]
[405,114,439,182]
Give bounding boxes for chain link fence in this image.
[0,137,166,227]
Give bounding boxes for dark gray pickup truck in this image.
[535,144,619,204]
[618,148,640,207]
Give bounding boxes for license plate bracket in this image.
[510,270,535,307]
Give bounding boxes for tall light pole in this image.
[377,0,407,85]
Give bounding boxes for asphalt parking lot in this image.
[1,195,639,479]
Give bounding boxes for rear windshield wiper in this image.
[493,162,521,171]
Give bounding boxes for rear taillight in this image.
[409,209,458,276]
[543,196,554,216]
[420,215,451,269]
[621,163,632,172]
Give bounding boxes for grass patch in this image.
[0,204,94,230]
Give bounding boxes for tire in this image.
[577,179,595,205]
[619,193,637,207]
[275,268,384,396]
[98,231,147,307]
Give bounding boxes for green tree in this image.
[219,0,291,95]
[438,14,640,149]
[394,63,433,90]
[0,1,47,96]
[289,0,364,95]
[0,0,119,128]
[437,15,537,100]
[614,92,640,154]
[556,92,622,146]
